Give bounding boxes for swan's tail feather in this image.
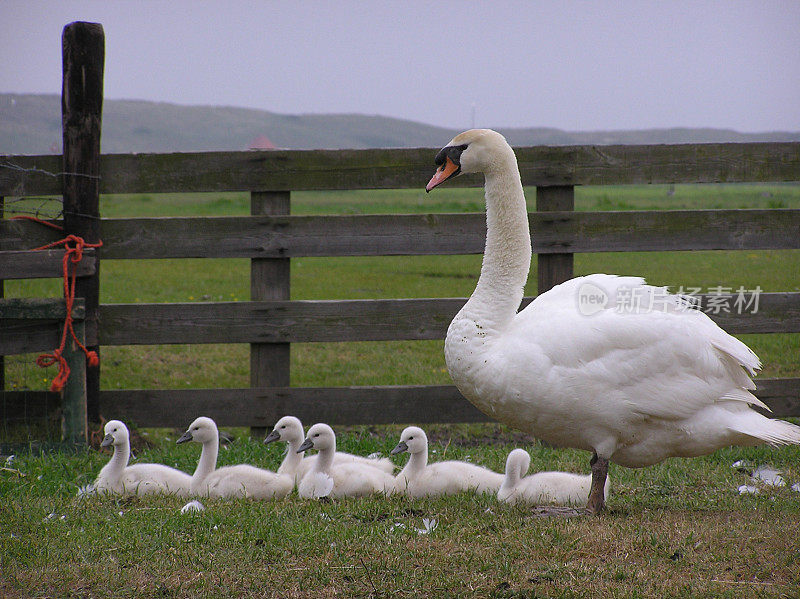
[732,416,800,446]
[720,388,771,412]
[712,340,761,379]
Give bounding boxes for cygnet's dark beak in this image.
[100,434,114,448]
[390,440,409,456]
[176,431,193,444]
[297,438,314,453]
[263,430,281,445]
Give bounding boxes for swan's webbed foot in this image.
[586,453,609,515]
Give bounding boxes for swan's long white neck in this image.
[503,464,521,488]
[461,164,531,331]
[313,444,335,473]
[278,438,304,475]
[106,441,130,478]
[194,437,218,483]
[399,447,428,480]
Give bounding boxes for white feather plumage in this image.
[498,449,607,506]
[264,415,394,486]
[179,416,292,499]
[429,129,800,509]
[92,420,192,496]
[296,423,395,499]
[391,426,503,497]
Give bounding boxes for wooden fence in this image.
[0,22,798,439]
[2,142,800,433]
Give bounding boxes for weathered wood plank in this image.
[4,209,796,258]
[61,22,104,424]
[537,186,574,293]
[97,377,800,428]
[250,190,291,437]
[0,298,84,320]
[99,298,464,345]
[0,249,96,279]
[0,391,61,420]
[2,142,798,196]
[0,218,64,252]
[62,317,87,443]
[753,378,800,418]
[0,320,64,355]
[0,299,84,354]
[98,385,488,428]
[98,292,800,346]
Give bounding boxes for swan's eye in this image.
[280,425,286,429]
[313,433,320,438]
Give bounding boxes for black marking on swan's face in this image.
[434,143,469,170]
[427,143,469,192]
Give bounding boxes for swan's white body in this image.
[296,423,395,499]
[428,129,800,510]
[391,426,503,497]
[178,416,292,499]
[264,416,394,486]
[93,420,191,496]
[498,449,606,506]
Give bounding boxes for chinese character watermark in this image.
[577,282,762,316]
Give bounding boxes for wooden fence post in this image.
[62,299,88,443]
[250,191,291,437]
[61,22,104,423]
[536,185,575,294]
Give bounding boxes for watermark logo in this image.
[577,282,610,316]
[577,284,762,316]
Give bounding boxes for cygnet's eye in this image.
[313,433,320,438]
[408,436,414,440]
[280,425,286,429]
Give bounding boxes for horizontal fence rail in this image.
[0,249,96,279]
[96,378,800,428]
[96,293,800,347]
[2,210,800,257]
[2,142,800,196]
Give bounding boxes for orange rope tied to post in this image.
[12,215,102,392]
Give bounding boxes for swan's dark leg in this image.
[586,453,609,515]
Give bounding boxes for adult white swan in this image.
[426,128,800,513]
[93,420,191,496]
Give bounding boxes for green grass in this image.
[2,426,800,598]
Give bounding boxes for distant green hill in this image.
[2,93,798,154]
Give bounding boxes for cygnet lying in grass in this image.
[264,415,394,485]
[391,426,503,497]
[497,448,609,506]
[92,420,191,496]
[296,423,395,499]
[177,416,292,499]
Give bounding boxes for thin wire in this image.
[1,197,64,220]
[0,161,101,180]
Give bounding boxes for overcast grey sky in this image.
[1,1,799,132]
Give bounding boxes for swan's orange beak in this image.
[426,157,460,193]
